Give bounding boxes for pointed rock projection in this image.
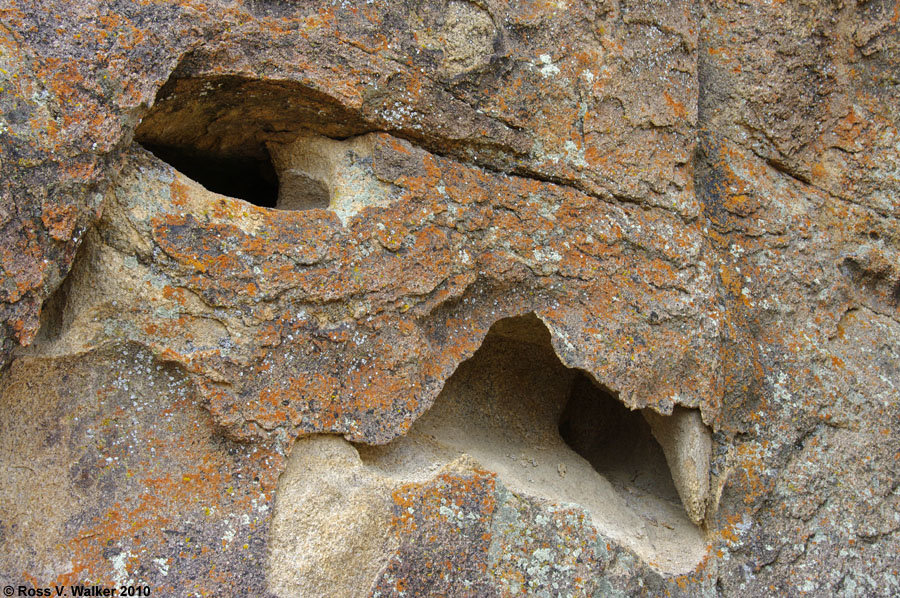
[643,407,713,525]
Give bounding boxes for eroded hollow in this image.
[269,315,712,593]
[134,74,368,210]
[351,313,710,573]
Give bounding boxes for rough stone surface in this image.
[1,0,898,596]
[0,343,277,595]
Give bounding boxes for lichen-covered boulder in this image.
[1,1,898,596]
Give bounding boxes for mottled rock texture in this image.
[1,0,898,596]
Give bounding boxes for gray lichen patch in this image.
[0,343,274,594]
[412,0,498,78]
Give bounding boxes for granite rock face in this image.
[1,1,898,596]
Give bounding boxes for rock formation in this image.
[1,0,897,596]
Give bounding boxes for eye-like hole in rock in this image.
[133,75,370,210]
[272,313,712,577]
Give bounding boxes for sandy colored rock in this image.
[268,134,396,223]
[643,407,713,525]
[354,314,709,575]
[267,436,395,598]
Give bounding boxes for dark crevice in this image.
[30,226,98,347]
[132,72,629,215]
[765,156,811,185]
[558,373,681,504]
[140,143,280,207]
[34,271,71,345]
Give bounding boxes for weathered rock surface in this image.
[1,0,898,596]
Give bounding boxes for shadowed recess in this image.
[140,144,280,207]
[134,74,370,209]
[348,313,709,574]
[559,374,682,505]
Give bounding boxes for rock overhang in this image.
[31,130,722,446]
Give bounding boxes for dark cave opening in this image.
[140,144,280,208]
[558,373,682,504]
